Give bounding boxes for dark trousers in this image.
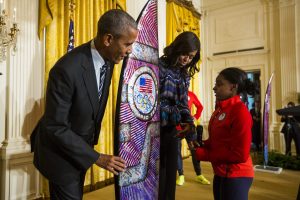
[251,122,261,151]
[49,171,86,200]
[159,126,178,200]
[213,175,253,200]
[284,127,300,156]
[177,138,201,176]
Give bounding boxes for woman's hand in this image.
[175,123,195,138]
[187,140,201,150]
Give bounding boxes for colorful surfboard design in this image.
[262,72,274,167]
[114,0,159,200]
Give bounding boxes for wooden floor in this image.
[83,157,300,200]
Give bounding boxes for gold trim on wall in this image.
[166,0,201,19]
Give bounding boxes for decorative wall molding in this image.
[7,153,39,200]
[279,1,297,104]
[167,0,201,18]
[279,0,295,8]
[207,0,265,55]
[201,0,250,12]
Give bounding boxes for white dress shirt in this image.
[90,39,106,90]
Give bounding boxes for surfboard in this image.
[114,0,159,199]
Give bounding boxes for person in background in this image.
[250,101,261,151]
[195,67,256,200]
[31,10,138,199]
[159,31,200,200]
[280,101,300,156]
[176,90,210,186]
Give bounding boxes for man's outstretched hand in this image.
[95,154,126,175]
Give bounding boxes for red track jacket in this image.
[195,95,254,177]
[176,91,203,131]
[187,91,203,120]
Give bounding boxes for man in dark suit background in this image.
[31,9,138,199]
[280,102,300,157]
[250,101,261,151]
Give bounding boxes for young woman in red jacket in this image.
[195,67,256,200]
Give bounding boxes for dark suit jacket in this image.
[31,41,114,185]
[281,116,300,135]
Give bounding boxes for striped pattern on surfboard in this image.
[114,0,159,200]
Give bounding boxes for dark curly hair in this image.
[162,31,200,77]
[219,67,258,96]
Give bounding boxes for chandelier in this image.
[0,4,19,62]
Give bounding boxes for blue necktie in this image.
[98,64,107,100]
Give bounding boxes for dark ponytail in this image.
[219,67,258,96]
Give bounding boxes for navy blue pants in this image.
[177,138,201,176]
[49,171,86,200]
[213,175,253,200]
[159,126,178,200]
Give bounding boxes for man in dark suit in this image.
[250,101,261,151]
[280,102,300,156]
[31,9,138,199]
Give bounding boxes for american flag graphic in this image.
[139,77,152,93]
[67,19,74,52]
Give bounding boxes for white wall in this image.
[0,50,6,145]
[0,0,44,199]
